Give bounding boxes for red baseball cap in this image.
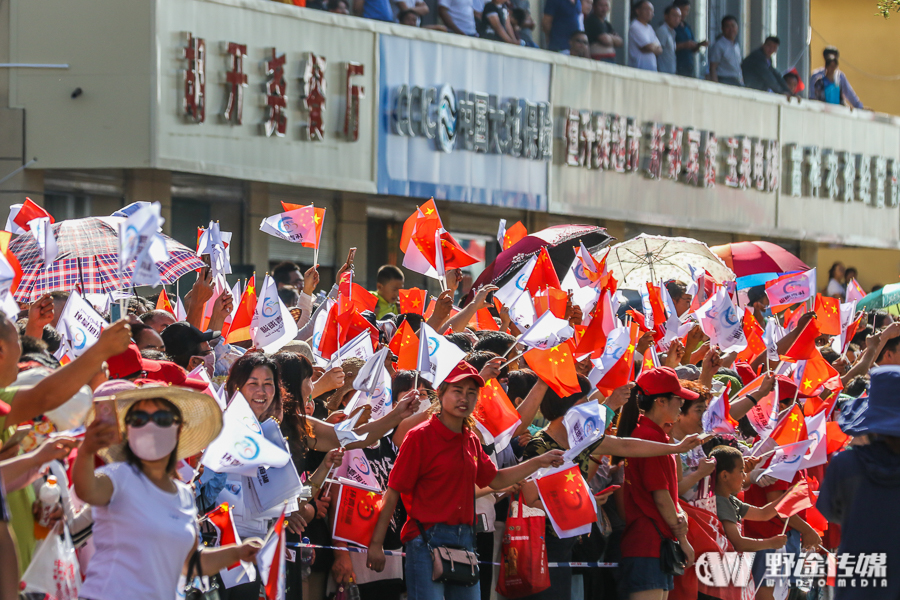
[636,367,700,400]
[107,344,163,379]
[443,362,486,387]
[0,399,9,416]
[143,361,210,391]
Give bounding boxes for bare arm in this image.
[443,286,497,333]
[709,62,719,82]
[310,390,424,451]
[439,5,465,34]
[0,522,17,600]
[596,434,700,458]
[513,378,547,438]
[541,14,553,38]
[366,487,400,572]
[0,438,78,491]
[72,420,116,507]
[6,320,132,426]
[722,520,785,552]
[489,450,564,490]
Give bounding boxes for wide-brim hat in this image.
[88,385,222,463]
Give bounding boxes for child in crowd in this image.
[710,446,788,552]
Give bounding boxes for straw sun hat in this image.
[89,384,223,463]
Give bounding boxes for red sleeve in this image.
[388,429,422,494]
[474,441,498,488]
[639,456,672,493]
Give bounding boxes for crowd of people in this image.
[0,231,897,600]
[282,0,866,109]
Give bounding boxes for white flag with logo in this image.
[507,290,537,330]
[832,301,858,355]
[588,326,631,388]
[29,217,58,266]
[198,221,233,278]
[117,201,162,279]
[800,411,828,470]
[201,393,291,476]
[517,310,574,350]
[57,291,106,357]
[761,439,815,483]
[251,275,298,354]
[329,330,374,368]
[334,403,367,447]
[131,234,170,287]
[333,448,381,490]
[495,255,537,307]
[764,317,783,361]
[696,287,747,353]
[562,401,606,462]
[417,323,467,387]
[497,219,507,246]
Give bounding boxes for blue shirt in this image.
[363,0,394,21]
[544,0,582,52]
[674,22,695,77]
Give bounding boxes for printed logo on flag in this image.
[72,327,88,350]
[235,436,260,460]
[241,415,262,434]
[123,224,140,258]
[516,273,528,290]
[427,336,439,356]
[352,455,371,475]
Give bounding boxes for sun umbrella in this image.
[709,241,808,278]
[10,216,205,302]
[855,283,900,312]
[606,234,734,289]
[464,224,613,304]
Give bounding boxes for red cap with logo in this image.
[636,367,699,400]
[106,344,163,379]
[443,362,486,387]
[143,362,209,391]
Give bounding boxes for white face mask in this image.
[127,422,179,461]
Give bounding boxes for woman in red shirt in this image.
[617,367,698,599]
[365,362,564,600]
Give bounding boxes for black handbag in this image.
[651,520,687,576]
[183,548,222,600]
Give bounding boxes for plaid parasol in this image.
[10,216,205,302]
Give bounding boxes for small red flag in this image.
[774,478,813,519]
[738,308,766,362]
[825,421,850,455]
[206,504,241,569]
[534,287,568,319]
[156,288,175,316]
[332,481,383,548]
[770,405,808,446]
[595,323,639,397]
[12,197,53,231]
[400,199,440,252]
[398,288,428,316]
[781,319,821,362]
[814,295,841,336]
[280,202,326,249]
[534,464,597,537]
[389,320,420,371]
[225,275,257,344]
[526,247,562,296]
[523,344,581,396]
[474,379,521,450]
[339,280,378,314]
[470,308,500,331]
[796,349,840,396]
[502,221,527,250]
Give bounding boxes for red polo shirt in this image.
[388,415,498,543]
[743,470,805,539]
[621,415,680,558]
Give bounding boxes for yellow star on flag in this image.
[367,492,377,498]
[803,379,812,390]
[789,412,799,422]
[644,357,653,369]
[564,472,576,482]
[313,213,321,224]
[424,207,434,215]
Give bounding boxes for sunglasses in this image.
[125,410,182,428]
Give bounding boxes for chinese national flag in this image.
[814,295,841,336]
[738,309,766,362]
[526,247,562,295]
[534,463,597,538]
[770,405,808,446]
[573,306,608,359]
[825,421,850,454]
[332,483,383,548]
[280,202,326,249]
[503,221,527,250]
[339,277,378,314]
[470,308,500,331]
[595,324,639,397]
[803,391,838,419]
[534,287,568,319]
[225,275,257,344]
[0,231,23,293]
[389,320,420,370]
[206,504,241,568]
[781,319,821,362]
[438,231,480,269]
[400,199,441,252]
[156,288,175,316]
[774,478,814,519]
[12,197,53,231]
[474,379,521,449]
[399,288,427,315]
[645,283,667,330]
[524,344,581,396]
[782,304,805,331]
[260,509,286,600]
[320,308,380,358]
[797,349,840,396]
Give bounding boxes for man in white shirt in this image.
[655,4,681,74]
[708,15,744,86]
[438,0,478,35]
[628,0,661,71]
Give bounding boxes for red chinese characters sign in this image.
[182,33,206,123]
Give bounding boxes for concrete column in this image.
[244,181,270,274]
[0,108,44,211]
[335,192,369,287]
[799,240,818,272]
[125,169,172,234]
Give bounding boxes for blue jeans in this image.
[406,524,478,600]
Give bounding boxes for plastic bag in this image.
[20,522,81,600]
[496,494,550,598]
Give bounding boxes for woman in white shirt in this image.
[73,385,261,600]
[825,261,846,298]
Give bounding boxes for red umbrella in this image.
[709,241,808,278]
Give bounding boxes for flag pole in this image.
[499,352,522,370]
[313,202,319,267]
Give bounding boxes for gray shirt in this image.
[655,23,677,74]
[709,36,743,82]
[716,493,750,524]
